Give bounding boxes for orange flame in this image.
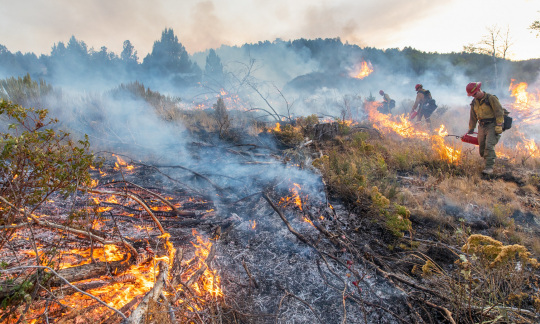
[507,80,540,158]
[365,101,462,163]
[432,125,461,163]
[187,229,223,298]
[112,154,134,171]
[365,101,430,139]
[279,183,304,210]
[351,61,374,79]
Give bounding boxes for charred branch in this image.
[84,188,165,234]
[241,259,259,289]
[100,180,195,216]
[185,240,217,287]
[140,162,223,193]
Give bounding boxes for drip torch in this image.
[447,132,479,145]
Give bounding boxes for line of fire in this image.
[1,60,540,324]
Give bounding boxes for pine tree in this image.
[121,40,138,63]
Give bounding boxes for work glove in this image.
[467,129,474,134]
[495,125,503,134]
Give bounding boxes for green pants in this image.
[478,122,501,168]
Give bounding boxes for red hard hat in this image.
[466,82,481,96]
[415,84,422,91]
[379,90,384,95]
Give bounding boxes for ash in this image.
[213,196,410,323]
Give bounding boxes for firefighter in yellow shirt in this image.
[466,82,504,175]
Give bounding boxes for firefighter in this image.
[411,84,437,123]
[466,82,504,175]
[378,90,394,114]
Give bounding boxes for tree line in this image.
[0,28,539,96]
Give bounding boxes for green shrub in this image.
[0,100,95,226]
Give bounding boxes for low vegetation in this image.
[1,75,539,323]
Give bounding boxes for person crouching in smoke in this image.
[378,90,394,114]
[466,82,504,175]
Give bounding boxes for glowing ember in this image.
[350,61,374,79]
[249,220,257,229]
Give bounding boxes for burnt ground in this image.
[3,126,540,324]
[96,138,424,323]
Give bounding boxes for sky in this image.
[1,0,539,61]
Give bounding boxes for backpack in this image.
[389,99,396,109]
[471,94,512,131]
[419,89,437,113]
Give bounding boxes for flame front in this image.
[365,101,462,163]
[506,80,540,158]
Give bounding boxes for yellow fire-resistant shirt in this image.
[468,92,505,130]
[382,93,391,103]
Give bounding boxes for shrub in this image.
[0,100,94,226]
[427,234,540,323]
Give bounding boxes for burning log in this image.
[0,266,127,321]
[50,258,131,287]
[0,195,138,258]
[126,261,169,324]
[101,180,195,216]
[85,188,166,234]
[0,256,131,299]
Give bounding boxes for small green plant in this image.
[492,203,514,227]
[370,187,412,237]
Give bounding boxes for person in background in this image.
[466,82,504,175]
[411,84,436,123]
[378,90,393,114]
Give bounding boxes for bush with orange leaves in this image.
[424,234,540,323]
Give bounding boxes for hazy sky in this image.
[1,0,539,61]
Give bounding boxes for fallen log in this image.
[84,188,166,234]
[49,258,131,287]
[0,258,130,299]
[126,261,169,324]
[101,180,196,217]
